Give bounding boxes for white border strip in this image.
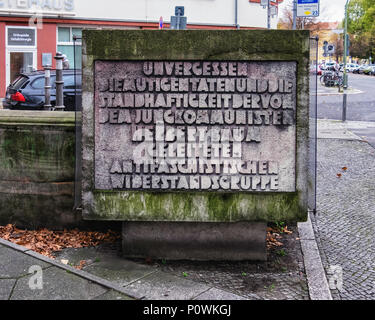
[298,213,333,300]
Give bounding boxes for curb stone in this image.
[316,89,363,96]
[298,213,332,300]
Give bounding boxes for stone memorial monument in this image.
[82,30,310,261]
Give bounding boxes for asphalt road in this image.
[317,73,375,147]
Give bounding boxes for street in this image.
[317,73,375,147]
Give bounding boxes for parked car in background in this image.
[363,65,375,75]
[353,64,368,74]
[323,62,337,71]
[345,63,360,73]
[2,69,82,111]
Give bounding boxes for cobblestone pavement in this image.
[151,225,309,300]
[312,138,375,300]
[53,226,309,300]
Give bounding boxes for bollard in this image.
[43,65,52,111]
[342,93,347,122]
[54,52,65,111]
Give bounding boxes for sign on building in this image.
[297,0,319,17]
[7,27,35,46]
[0,0,75,12]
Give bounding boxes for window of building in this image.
[57,27,82,69]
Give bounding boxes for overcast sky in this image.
[279,0,348,22]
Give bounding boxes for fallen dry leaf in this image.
[0,224,120,259]
[74,260,87,270]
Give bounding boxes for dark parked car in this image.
[2,69,81,111]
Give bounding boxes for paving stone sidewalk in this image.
[0,238,250,300]
[0,227,309,300]
[0,241,133,300]
[53,230,308,301]
[312,120,375,300]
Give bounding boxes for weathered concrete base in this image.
[122,221,267,261]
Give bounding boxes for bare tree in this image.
[330,33,344,62]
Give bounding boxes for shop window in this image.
[58,27,70,42]
[72,28,82,39]
[57,27,82,70]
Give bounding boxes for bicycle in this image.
[320,69,343,87]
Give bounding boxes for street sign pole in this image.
[177,14,180,30]
[342,0,350,122]
[293,0,297,30]
[343,0,350,90]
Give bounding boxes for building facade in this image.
[0,0,283,97]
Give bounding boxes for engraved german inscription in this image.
[94,61,297,192]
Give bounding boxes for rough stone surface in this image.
[0,110,79,229]
[122,221,267,261]
[0,240,136,300]
[92,290,134,300]
[300,239,332,300]
[0,279,16,300]
[82,256,156,286]
[53,238,307,300]
[312,138,375,300]
[297,214,332,300]
[156,263,308,300]
[193,287,247,300]
[10,266,108,300]
[0,245,51,278]
[123,271,210,300]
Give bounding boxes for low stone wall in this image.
[0,110,80,229]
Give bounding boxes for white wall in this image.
[0,0,279,28]
[72,0,278,28]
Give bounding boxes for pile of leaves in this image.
[0,224,120,259]
[1,223,293,261]
[266,225,292,249]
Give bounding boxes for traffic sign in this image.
[327,44,335,55]
[297,0,319,17]
[175,6,184,16]
[170,6,187,30]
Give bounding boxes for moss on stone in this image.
[0,123,75,182]
[87,190,306,223]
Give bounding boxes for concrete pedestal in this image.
[122,221,267,261]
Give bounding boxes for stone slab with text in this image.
[82,30,310,222]
[95,60,296,193]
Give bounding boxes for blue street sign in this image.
[297,0,319,17]
[298,0,318,3]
